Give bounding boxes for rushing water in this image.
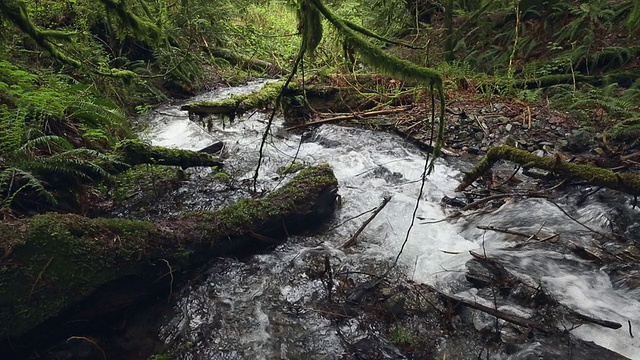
[142,81,640,359]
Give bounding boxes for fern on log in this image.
[0,165,338,338]
[456,145,640,195]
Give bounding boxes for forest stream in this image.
[138,80,640,359]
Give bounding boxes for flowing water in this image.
[141,81,640,359]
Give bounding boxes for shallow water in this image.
[142,81,640,359]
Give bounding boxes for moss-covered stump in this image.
[0,165,338,338]
[114,139,223,168]
[456,145,640,195]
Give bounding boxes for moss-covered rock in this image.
[0,165,338,338]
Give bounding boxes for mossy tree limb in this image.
[0,0,81,67]
[208,47,281,73]
[181,81,285,117]
[114,139,223,168]
[456,145,640,195]
[519,70,640,89]
[0,165,338,338]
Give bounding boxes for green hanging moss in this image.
[299,0,446,171]
[0,0,81,67]
[98,0,163,42]
[297,0,323,55]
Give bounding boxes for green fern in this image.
[0,167,57,207]
[0,110,121,208]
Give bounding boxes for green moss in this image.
[458,145,640,195]
[276,162,306,176]
[0,214,156,337]
[389,324,415,346]
[110,164,178,202]
[606,118,640,143]
[114,139,222,168]
[182,81,286,116]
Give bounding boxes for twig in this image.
[427,284,552,332]
[158,259,174,304]
[252,44,305,192]
[629,320,634,338]
[572,311,621,330]
[476,224,541,240]
[67,336,107,360]
[29,256,54,301]
[328,207,377,231]
[547,199,613,240]
[340,196,392,249]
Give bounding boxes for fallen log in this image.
[181,75,416,120]
[456,145,640,196]
[0,165,338,338]
[517,70,640,89]
[181,80,285,118]
[114,139,223,169]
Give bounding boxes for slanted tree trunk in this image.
[0,165,338,339]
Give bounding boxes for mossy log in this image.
[0,165,338,338]
[115,139,223,168]
[181,80,285,117]
[181,76,413,120]
[209,46,281,74]
[518,70,640,89]
[456,145,640,195]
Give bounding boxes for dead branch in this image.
[285,106,413,131]
[341,196,391,249]
[476,225,541,240]
[427,284,552,332]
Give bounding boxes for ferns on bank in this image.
[0,111,121,209]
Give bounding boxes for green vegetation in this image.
[389,324,416,346]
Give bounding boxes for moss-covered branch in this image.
[0,0,81,67]
[0,165,338,338]
[456,145,640,195]
[97,0,162,42]
[519,70,640,89]
[114,139,223,168]
[181,81,285,117]
[209,47,280,73]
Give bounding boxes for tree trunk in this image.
[0,165,338,338]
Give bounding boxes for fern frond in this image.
[67,99,127,128]
[0,167,57,206]
[16,135,73,157]
[0,108,26,154]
